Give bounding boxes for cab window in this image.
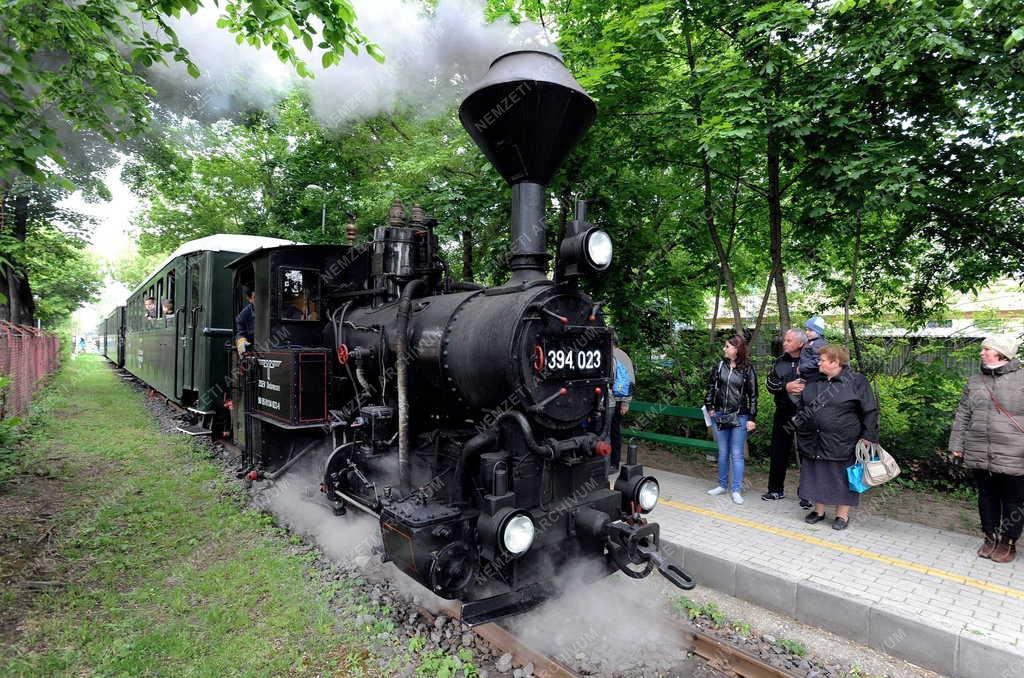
[279,268,320,322]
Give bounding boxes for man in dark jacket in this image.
[234,288,256,357]
[762,329,806,502]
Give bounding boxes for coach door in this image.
[178,254,203,394]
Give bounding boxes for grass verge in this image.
[1,355,373,677]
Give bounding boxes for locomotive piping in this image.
[451,429,498,504]
[395,278,427,491]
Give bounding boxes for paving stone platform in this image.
[646,466,1024,678]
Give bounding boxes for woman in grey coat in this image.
[949,334,1024,564]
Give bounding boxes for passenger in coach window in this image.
[144,297,158,319]
[161,299,174,317]
[795,345,879,531]
[948,334,1023,564]
[610,343,635,473]
[704,335,758,505]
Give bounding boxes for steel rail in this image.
[417,605,581,678]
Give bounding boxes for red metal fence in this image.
[0,321,60,420]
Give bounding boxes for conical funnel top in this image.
[459,50,596,186]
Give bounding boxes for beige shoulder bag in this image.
[856,440,901,487]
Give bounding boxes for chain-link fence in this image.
[0,321,60,420]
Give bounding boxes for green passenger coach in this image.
[119,235,295,435]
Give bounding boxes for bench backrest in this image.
[628,400,703,420]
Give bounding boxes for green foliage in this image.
[414,648,478,678]
[22,228,104,325]
[671,596,726,627]
[779,638,807,657]
[109,249,171,290]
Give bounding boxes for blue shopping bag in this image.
[847,462,871,493]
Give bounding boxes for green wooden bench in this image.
[622,400,718,452]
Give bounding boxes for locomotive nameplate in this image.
[537,335,611,380]
[253,350,328,426]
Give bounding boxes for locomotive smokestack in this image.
[459,50,596,282]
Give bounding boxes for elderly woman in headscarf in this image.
[949,334,1024,564]
[794,345,879,531]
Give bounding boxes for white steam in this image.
[149,0,558,125]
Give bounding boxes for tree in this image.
[0,177,102,324]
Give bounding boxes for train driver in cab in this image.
[235,287,255,357]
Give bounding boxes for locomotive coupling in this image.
[574,507,695,592]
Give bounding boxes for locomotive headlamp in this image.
[501,512,536,555]
[557,227,614,278]
[584,229,613,270]
[635,477,660,513]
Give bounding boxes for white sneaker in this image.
[707,487,727,496]
[731,492,744,504]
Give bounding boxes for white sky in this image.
[64,160,136,335]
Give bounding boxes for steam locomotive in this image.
[103,50,694,624]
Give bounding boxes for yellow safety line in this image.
[659,498,1024,601]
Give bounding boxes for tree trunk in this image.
[0,179,8,321]
[687,32,742,336]
[709,273,722,344]
[748,265,777,347]
[9,191,34,325]
[766,115,789,330]
[843,216,863,342]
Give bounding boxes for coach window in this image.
[279,268,320,322]
[156,280,164,316]
[166,271,175,311]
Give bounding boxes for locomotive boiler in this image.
[230,50,694,624]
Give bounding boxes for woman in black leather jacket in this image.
[704,335,758,504]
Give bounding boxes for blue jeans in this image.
[714,414,748,492]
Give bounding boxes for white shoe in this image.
[731,492,744,504]
[708,487,727,496]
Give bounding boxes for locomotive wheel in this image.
[429,542,477,597]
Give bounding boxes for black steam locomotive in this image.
[105,50,694,624]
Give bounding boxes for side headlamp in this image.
[500,512,535,555]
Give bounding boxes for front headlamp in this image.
[635,478,660,513]
[583,229,613,270]
[501,512,535,555]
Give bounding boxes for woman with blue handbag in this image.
[794,345,879,530]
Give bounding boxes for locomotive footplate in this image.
[459,582,558,627]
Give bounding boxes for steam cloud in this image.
[148,0,559,126]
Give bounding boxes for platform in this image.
[647,466,1023,678]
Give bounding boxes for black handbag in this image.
[716,411,739,429]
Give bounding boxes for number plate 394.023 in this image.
[536,341,606,378]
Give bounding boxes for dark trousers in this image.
[767,408,796,494]
[974,469,1024,541]
[610,405,623,469]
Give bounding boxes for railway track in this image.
[420,601,801,678]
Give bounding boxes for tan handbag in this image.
[856,440,900,487]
